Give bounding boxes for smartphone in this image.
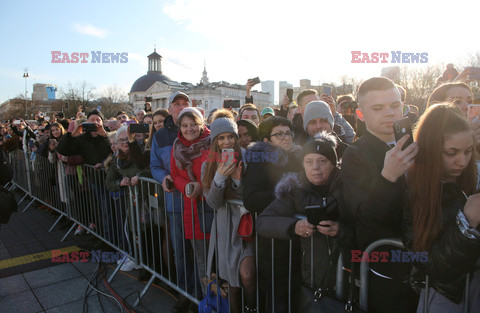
[13,120,21,125]
[186,182,195,196]
[323,86,332,97]
[467,104,480,122]
[222,149,235,166]
[305,198,339,226]
[44,116,50,121]
[393,117,414,150]
[82,123,97,132]
[286,88,293,102]
[251,77,260,85]
[305,205,329,226]
[129,123,150,133]
[223,100,241,109]
[165,178,174,190]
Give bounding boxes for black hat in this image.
[302,131,338,165]
[237,119,259,141]
[87,109,104,121]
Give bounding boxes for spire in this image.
[201,59,209,85]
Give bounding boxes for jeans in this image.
[167,211,202,298]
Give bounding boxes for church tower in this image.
[201,60,209,85]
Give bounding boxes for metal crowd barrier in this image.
[359,239,475,313]
[6,150,476,313]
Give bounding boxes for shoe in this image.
[120,258,140,272]
[74,226,86,235]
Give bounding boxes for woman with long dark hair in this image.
[405,103,480,312]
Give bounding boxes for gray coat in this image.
[201,158,254,287]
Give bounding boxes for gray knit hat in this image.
[210,117,238,141]
[303,101,334,131]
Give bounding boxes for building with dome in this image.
[129,50,272,113]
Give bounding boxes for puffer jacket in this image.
[402,182,480,303]
[256,169,352,291]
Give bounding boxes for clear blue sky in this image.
[1,0,478,104]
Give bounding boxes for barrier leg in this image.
[22,199,36,212]
[108,256,128,283]
[18,193,29,205]
[133,273,156,307]
[61,223,76,242]
[49,214,64,232]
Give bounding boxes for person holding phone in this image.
[201,110,256,313]
[341,77,419,313]
[170,107,211,298]
[256,133,351,312]
[404,103,480,312]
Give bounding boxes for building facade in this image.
[128,50,272,113]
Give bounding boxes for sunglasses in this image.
[340,101,358,109]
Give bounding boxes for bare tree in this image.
[96,85,132,119]
[58,80,96,113]
[399,64,443,111]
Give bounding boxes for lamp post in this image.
[23,70,29,118]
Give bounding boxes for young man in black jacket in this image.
[340,77,419,313]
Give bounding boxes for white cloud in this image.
[73,23,108,38]
[161,0,480,91]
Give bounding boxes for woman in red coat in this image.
[170,107,211,295]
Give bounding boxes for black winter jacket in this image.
[402,182,480,303]
[256,170,353,291]
[57,132,111,166]
[243,141,303,293]
[341,131,411,280]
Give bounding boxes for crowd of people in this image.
[1,71,480,313]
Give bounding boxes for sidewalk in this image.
[0,189,177,313]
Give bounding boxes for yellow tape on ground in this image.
[0,246,81,270]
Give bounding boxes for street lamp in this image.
[23,70,29,118]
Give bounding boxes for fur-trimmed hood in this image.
[275,172,301,198]
[274,168,341,199]
[245,141,301,167]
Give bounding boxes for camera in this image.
[82,123,97,132]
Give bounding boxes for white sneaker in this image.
[74,226,85,235]
[120,258,141,272]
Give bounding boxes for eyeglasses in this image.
[340,101,358,109]
[118,138,129,144]
[270,131,294,140]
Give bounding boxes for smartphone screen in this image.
[323,86,332,97]
[222,149,235,166]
